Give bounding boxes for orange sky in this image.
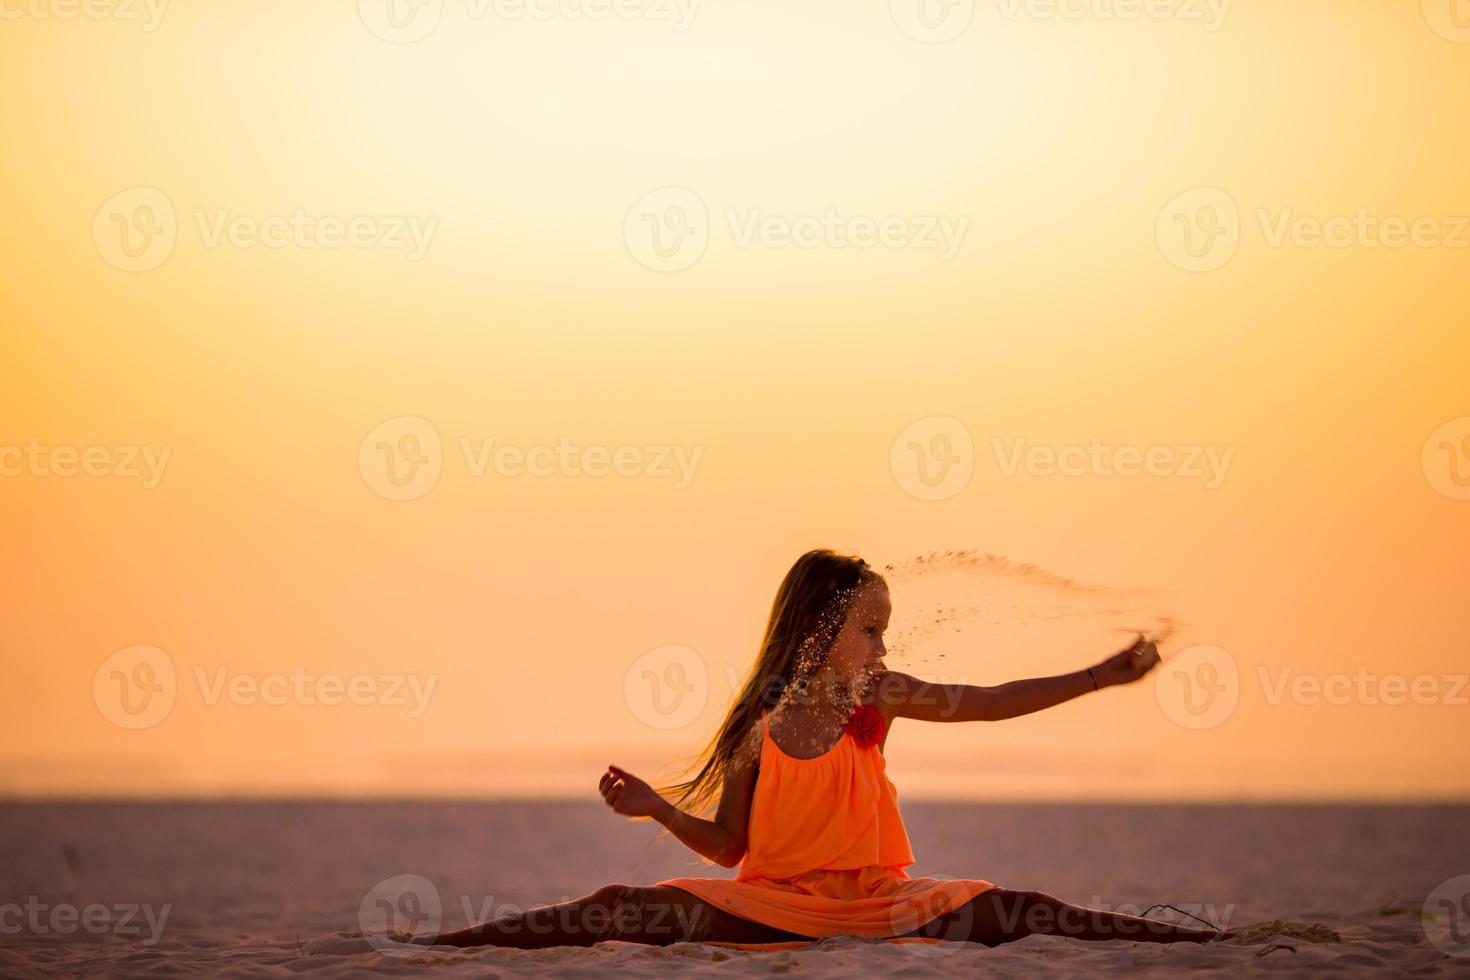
[2,0,1467,801]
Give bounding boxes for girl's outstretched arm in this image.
[598,758,757,868]
[877,635,1161,723]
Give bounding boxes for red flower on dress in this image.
[845,703,887,749]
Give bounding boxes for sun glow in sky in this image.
[2,0,1468,801]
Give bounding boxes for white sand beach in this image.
[1,801,1464,976]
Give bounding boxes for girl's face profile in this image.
[824,582,890,680]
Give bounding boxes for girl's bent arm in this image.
[601,758,757,868]
[654,802,742,868]
[667,754,756,867]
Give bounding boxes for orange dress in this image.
[655,712,999,940]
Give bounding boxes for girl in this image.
[428,549,1227,949]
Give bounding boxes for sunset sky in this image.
[2,0,1467,802]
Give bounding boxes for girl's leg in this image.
[903,888,1224,947]
[424,884,811,949]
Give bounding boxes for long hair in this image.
[656,549,884,816]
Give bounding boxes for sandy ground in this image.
[1,801,1465,976]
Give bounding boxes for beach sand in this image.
[1,801,1464,976]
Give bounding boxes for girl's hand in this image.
[1091,635,1162,688]
[598,764,666,819]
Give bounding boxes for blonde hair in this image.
[656,549,884,815]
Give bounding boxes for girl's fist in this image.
[1092,635,1162,688]
[598,764,665,819]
